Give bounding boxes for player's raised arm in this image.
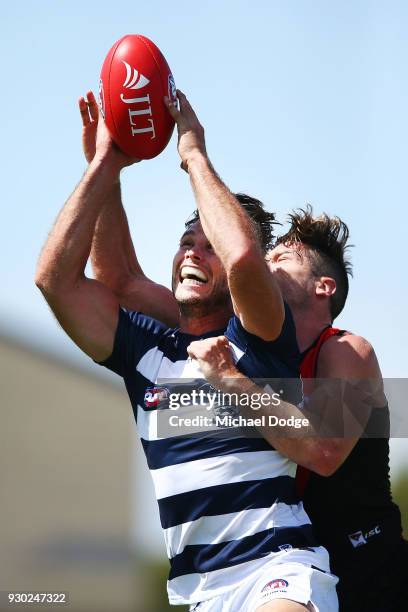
[79,91,179,328]
[35,112,138,362]
[166,91,284,341]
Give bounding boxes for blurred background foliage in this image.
[393,473,408,537]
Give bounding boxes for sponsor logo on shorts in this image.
[144,387,169,409]
[348,525,381,548]
[262,579,289,593]
[278,543,293,551]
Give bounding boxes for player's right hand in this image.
[79,90,141,172]
[79,91,98,164]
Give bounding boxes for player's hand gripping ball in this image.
[99,34,177,159]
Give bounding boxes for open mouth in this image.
[180,266,208,286]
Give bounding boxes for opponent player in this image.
[186,210,408,612]
[36,93,338,611]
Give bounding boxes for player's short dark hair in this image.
[276,205,353,320]
[185,193,278,254]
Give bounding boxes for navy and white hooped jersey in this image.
[99,304,324,605]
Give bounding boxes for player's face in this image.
[266,243,316,309]
[172,221,230,310]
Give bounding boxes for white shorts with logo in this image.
[188,555,338,612]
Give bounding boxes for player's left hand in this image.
[187,336,240,390]
[165,89,207,171]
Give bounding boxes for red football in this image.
[99,34,177,160]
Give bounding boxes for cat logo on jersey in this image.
[144,387,169,409]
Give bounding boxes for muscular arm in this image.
[90,184,180,327]
[79,92,179,328]
[35,117,136,362]
[188,334,385,476]
[309,333,385,473]
[167,92,284,340]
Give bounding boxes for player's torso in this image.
[126,323,323,604]
[299,327,404,597]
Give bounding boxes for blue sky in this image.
[1,0,407,470]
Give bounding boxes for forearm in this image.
[91,180,146,293]
[223,376,342,476]
[227,376,316,437]
[187,154,259,269]
[90,179,180,326]
[187,153,283,338]
[36,159,119,293]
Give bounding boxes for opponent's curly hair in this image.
[185,193,278,254]
[276,205,353,320]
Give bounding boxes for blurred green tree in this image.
[392,472,408,537]
[139,559,188,611]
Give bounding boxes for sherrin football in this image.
[99,34,177,159]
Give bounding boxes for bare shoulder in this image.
[317,332,381,378]
[324,332,376,358]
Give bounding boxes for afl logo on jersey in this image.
[262,579,289,592]
[144,387,169,409]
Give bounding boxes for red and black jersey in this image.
[296,327,406,611]
[296,325,345,497]
[300,325,344,379]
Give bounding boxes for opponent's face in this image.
[266,243,316,309]
[172,221,230,310]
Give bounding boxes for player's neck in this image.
[291,306,332,353]
[178,306,231,336]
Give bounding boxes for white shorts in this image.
[188,559,338,612]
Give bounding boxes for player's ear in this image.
[315,276,336,298]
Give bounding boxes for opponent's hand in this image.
[78,90,140,173]
[187,336,241,390]
[165,90,207,171]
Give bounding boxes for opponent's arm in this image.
[309,333,386,472]
[188,335,385,476]
[166,92,284,341]
[35,113,137,361]
[80,91,179,327]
